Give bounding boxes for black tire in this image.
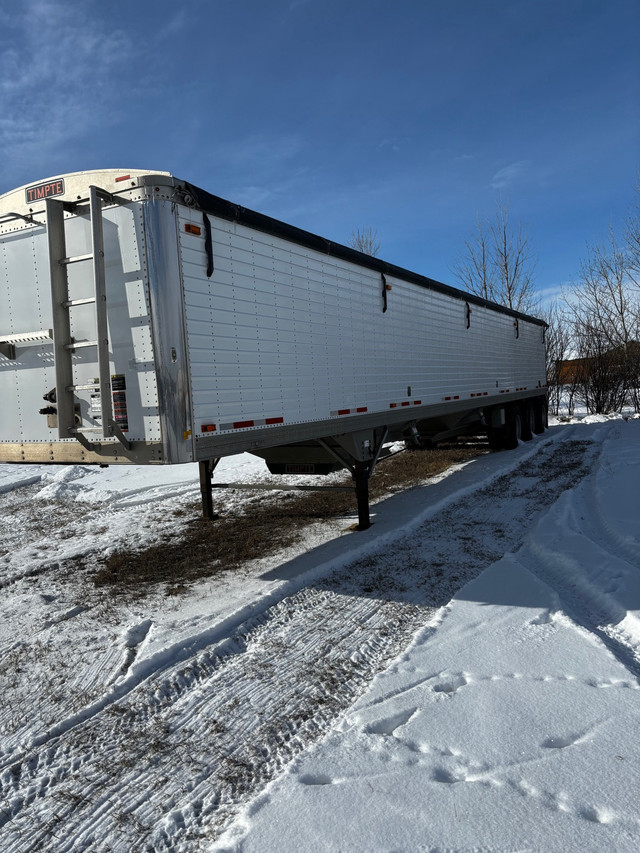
[521,403,535,441]
[487,425,504,452]
[533,396,548,434]
[504,405,522,450]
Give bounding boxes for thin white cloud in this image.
[535,282,571,308]
[490,160,531,190]
[206,134,303,175]
[0,0,166,187]
[155,10,190,39]
[232,186,277,210]
[378,137,411,153]
[0,5,118,167]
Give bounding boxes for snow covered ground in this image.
[0,416,639,851]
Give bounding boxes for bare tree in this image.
[453,201,537,312]
[491,204,537,311]
[576,229,637,349]
[571,320,629,414]
[541,300,571,415]
[452,216,495,301]
[349,226,380,257]
[564,226,640,413]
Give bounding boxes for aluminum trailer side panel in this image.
[173,204,546,460]
[1,169,547,468]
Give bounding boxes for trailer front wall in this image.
[174,206,545,449]
[0,205,163,460]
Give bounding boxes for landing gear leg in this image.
[353,460,371,531]
[199,458,220,520]
[320,426,388,531]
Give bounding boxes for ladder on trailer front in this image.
[46,186,130,451]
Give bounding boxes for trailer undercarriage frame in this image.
[198,425,390,531]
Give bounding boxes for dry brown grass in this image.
[93,437,487,594]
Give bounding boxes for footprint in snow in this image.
[432,672,469,694]
[117,619,154,678]
[298,773,336,786]
[364,706,418,736]
[541,732,584,749]
[529,609,557,626]
[579,804,616,824]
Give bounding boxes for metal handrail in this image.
[0,211,38,225]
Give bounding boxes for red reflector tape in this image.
[413,400,422,405]
[200,424,216,433]
[356,407,368,413]
[115,174,131,182]
[401,401,410,407]
[338,409,350,415]
[265,417,284,425]
[233,420,255,429]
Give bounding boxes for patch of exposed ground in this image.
[92,439,486,593]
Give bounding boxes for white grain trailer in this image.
[0,169,547,528]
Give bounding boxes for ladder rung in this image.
[64,340,98,350]
[63,297,96,307]
[60,253,93,266]
[67,383,100,391]
[0,329,53,344]
[70,427,104,434]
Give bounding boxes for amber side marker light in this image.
[185,223,202,235]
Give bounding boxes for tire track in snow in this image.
[518,424,640,680]
[0,433,599,852]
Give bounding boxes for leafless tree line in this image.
[453,193,639,415]
[545,196,640,415]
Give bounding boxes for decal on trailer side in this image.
[25,179,65,204]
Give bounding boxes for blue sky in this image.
[1,0,638,305]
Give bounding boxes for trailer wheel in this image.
[533,396,548,434]
[504,405,522,450]
[521,403,535,442]
[487,427,504,451]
